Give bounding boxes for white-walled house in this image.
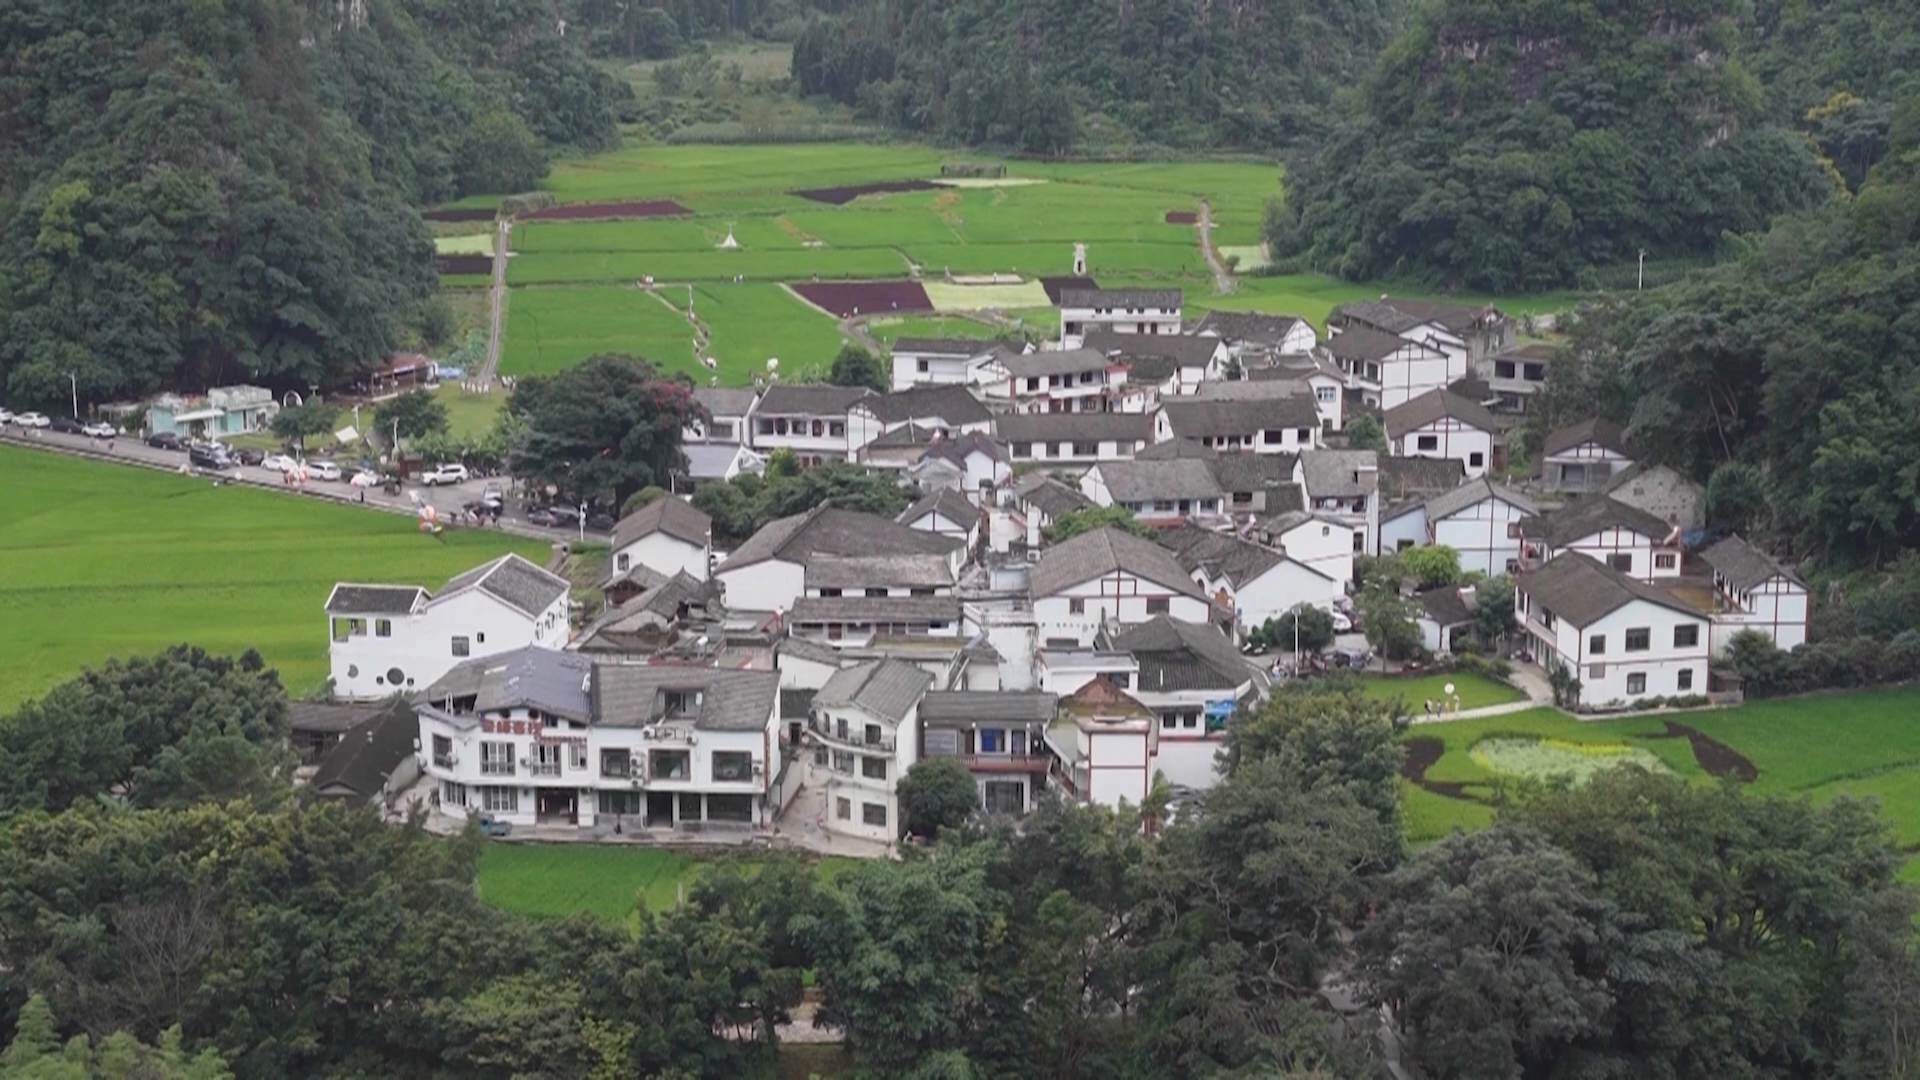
[607,496,712,586]
[1196,374,1344,437]
[1296,450,1380,556]
[327,554,570,701]
[1331,297,1514,369]
[715,505,965,615]
[897,488,981,545]
[1540,418,1635,493]
[1031,527,1216,646]
[910,432,1011,499]
[1522,495,1682,582]
[997,411,1153,468]
[1059,288,1182,349]
[889,337,1000,391]
[1516,552,1710,709]
[748,383,872,465]
[1383,390,1500,478]
[1160,524,1343,634]
[846,385,994,456]
[1156,395,1322,454]
[1701,536,1810,655]
[1421,478,1540,577]
[1188,309,1318,362]
[918,691,1059,815]
[1255,510,1357,584]
[415,648,790,831]
[985,348,1127,414]
[1325,327,1456,410]
[809,658,933,843]
[1110,617,1262,791]
[1080,459,1224,526]
[1045,674,1159,811]
[687,386,759,445]
[1082,331,1225,401]
[1012,473,1095,549]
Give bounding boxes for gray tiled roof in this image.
[1518,551,1700,627]
[1417,586,1477,628]
[1162,397,1318,439]
[919,691,1058,725]
[997,348,1113,378]
[1194,379,1317,402]
[288,701,389,734]
[1422,477,1539,522]
[1298,450,1379,498]
[1326,326,1433,362]
[868,423,940,450]
[1378,456,1466,499]
[592,665,779,731]
[1059,288,1183,309]
[855,385,992,427]
[613,495,711,550]
[789,594,962,624]
[1111,617,1252,692]
[891,337,998,356]
[1208,453,1299,497]
[1160,524,1301,587]
[1702,536,1803,591]
[780,688,816,719]
[1383,389,1500,439]
[311,699,418,804]
[778,636,843,666]
[1092,459,1223,502]
[814,658,933,724]
[1543,417,1630,458]
[1525,494,1670,547]
[1188,309,1306,345]
[1082,330,1223,367]
[437,554,570,618]
[994,411,1153,443]
[723,506,962,571]
[920,430,1008,467]
[1136,438,1218,461]
[898,489,979,530]
[325,584,426,615]
[1336,297,1502,336]
[692,385,760,419]
[755,383,872,416]
[422,646,594,721]
[1014,473,1094,519]
[807,553,955,590]
[1031,527,1206,599]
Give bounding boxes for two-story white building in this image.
[1254,510,1357,584]
[1188,309,1318,363]
[1058,288,1182,349]
[996,411,1153,469]
[1196,372,1344,436]
[1011,472,1094,549]
[1516,552,1710,708]
[889,337,1001,391]
[748,383,873,466]
[1521,495,1681,582]
[1383,389,1500,479]
[1415,478,1540,576]
[1082,331,1226,402]
[908,431,1011,499]
[1080,459,1225,526]
[1700,536,1810,655]
[846,385,994,457]
[810,657,934,843]
[416,647,788,831]
[917,690,1059,815]
[986,349,1128,414]
[1478,342,1554,413]
[896,488,982,545]
[607,496,712,591]
[687,385,759,446]
[1160,524,1343,634]
[1156,395,1322,455]
[326,554,571,701]
[715,505,966,615]
[1330,297,1513,369]
[1109,616,1263,790]
[1296,450,1380,556]
[1030,526,1216,646]
[1044,674,1160,811]
[1325,327,1457,410]
[1540,418,1635,493]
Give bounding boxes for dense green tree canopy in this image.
[507,353,701,509]
[692,462,915,547]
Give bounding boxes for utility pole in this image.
[1637,248,1647,291]
[66,372,77,419]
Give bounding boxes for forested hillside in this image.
[0,0,626,410]
[789,0,1404,152]
[1272,0,1920,291]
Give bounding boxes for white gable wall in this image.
[1035,573,1213,646]
[1392,419,1493,478]
[1558,527,1681,582]
[612,531,709,583]
[716,558,806,615]
[1430,496,1533,577]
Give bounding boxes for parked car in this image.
[146,431,182,450]
[419,463,469,486]
[480,484,504,507]
[261,453,298,472]
[544,503,583,524]
[586,511,616,532]
[16,412,50,428]
[306,460,343,481]
[229,446,265,466]
[1330,610,1354,633]
[188,445,232,470]
[48,416,85,435]
[525,508,557,527]
[0,408,13,425]
[81,421,117,438]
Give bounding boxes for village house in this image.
[1699,536,1810,655]
[787,595,966,647]
[308,698,421,808]
[1540,418,1635,492]
[1010,472,1095,549]
[1412,477,1540,576]
[1325,327,1457,410]
[1599,463,1708,529]
[917,691,1060,815]
[325,553,571,702]
[1478,342,1553,412]
[687,386,759,445]
[907,431,1011,498]
[1107,617,1263,791]
[1044,674,1160,811]
[809,658,934,843]
[845,385,994,457]
[854,423,945,471]
[1521,494,1682,581]
[1252,510,1357,584]
[1516,553,1711,709]
[1156,395,1322,454]
[985,349,1129,414]
[897,488,982,545]
[1198,371,1345,435]
[1415,584,1482,657]
[1295,450,1380,556]
[1376,457,1469,554]
[1082,330,1227,402]
[1159,524,1343,634]
[145,384,279,439]
[1383,389,1501,478]
[576,572,720,654]
[1188,309,1319,362]
[1031,526,1217,646]
[1206,451,1304,518]
[714,505,965,615]
[415,647,792,832]
[1058,287,1183,349]
[996,411,1154,468]
[1079,459,1225,526]
[1330,297,1514,368]
[747,383,872,466]
[605,496,712,596]
[888,337,1002,391]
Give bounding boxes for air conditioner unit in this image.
[685,734,697,745]
[629,778,642,788]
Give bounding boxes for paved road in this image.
[0,426,607,547]
[1197,199,1233,295]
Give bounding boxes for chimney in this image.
[1459,584,1477,608]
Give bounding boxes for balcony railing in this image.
[808,717,895,752]
[480,761,515,777]
[529,762,561,778]
[927,751,1053,774]
[432,753,455,769]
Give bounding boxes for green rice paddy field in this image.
[0,445,540,707]
[482,144,1577,383]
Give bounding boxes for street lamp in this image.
[66,372,77,420]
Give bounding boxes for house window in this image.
[1624,628,1650,652]
[1316,386,1336,403]
[1069,598,1086,615]
[452,636,470,657]
[1674,625,1700,648]
[1146,597,1170,615]
[1469,452,1485,469]
[1589,634,1606,655]
[1507,522,1522,539]
[864,723,883,746]
[1677,668,1694,691]
[664,690,702,717]
[979,729,1004,753]
[1627,673,1647,694]
[1606,554,1632,572]
[862,803,888,828]
[616,553,630,572]
[481,786,518,813]
[649,749,691,780]
[831,750,853,773]
[1524,363,1546,382]
[431,735,453,767]
[1298,428,1312,443]
[860,756,887,780]
[1589,663,1605,679]
[829,422,846,437]
[441,781,467,807]
[375,619,391,638]
[712,751,753,782]
[1505,557,1522,573]
[1655,553,1677,570]
[1495,361,1516,379]
[480,742,515,776]
[1352,531,1365,553]
[598,790,641,815]
[1072,441,1097,457]
[1417,435,1439,451]
[530,743,563,777]
[600,749,632,778]
[568,744,587,771]
[917,359,930,372]
[1263,429,1284,445]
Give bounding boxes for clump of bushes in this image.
[1722,630,1920,699]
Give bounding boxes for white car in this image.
[81,421,116,438]
[15,412,49,428]
[306,461,343,482]
[420,463,469,485]
[1330,610,1354,633]
[0,409,13,424]
[261,453,299,472]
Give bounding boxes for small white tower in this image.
[1072,243,1087,276]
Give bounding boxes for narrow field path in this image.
[478,218,511,386]
[1198,199,1233,295]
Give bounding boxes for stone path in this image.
[1198,199,1233,294]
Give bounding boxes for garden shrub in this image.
[1723,630,1920,700]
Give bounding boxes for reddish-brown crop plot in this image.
[1039,276,1100,305]
[789,280,933,318]
[791,179,939,205]
[435,255,493,275]
[423,207,497,222]
[524,200,694,221]
[1164,210,1198,224]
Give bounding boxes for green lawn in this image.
[433,382,507,440]
[501,284,705,378]
[477,842,857,927]
[0,445,541,707]
[865,314,1006,344]
[1360,671,1525,711]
